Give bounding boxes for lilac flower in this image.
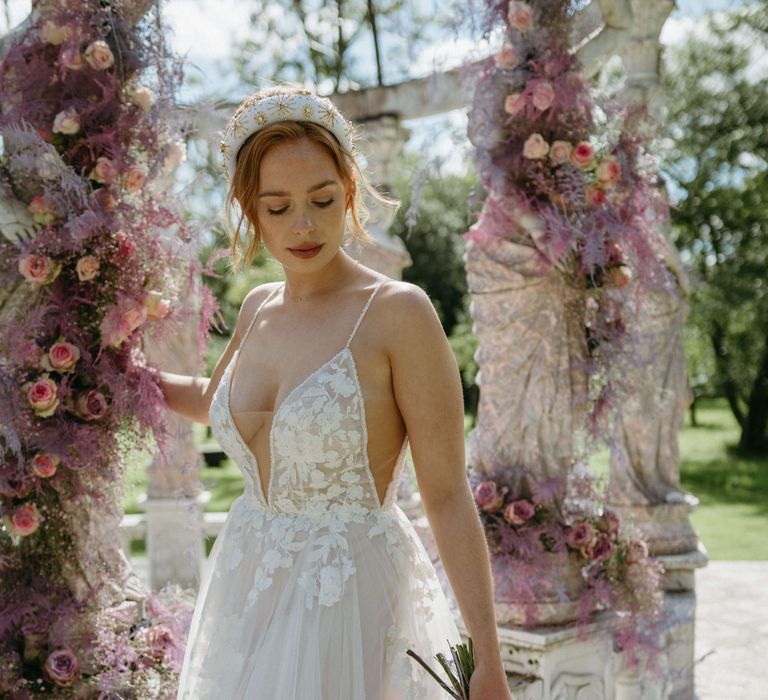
[43,647,80,687]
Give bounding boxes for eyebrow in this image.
[257,179,338,198]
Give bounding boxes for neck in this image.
[282,250,360,303]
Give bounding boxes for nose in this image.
[292,207,314,237]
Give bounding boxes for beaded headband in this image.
[219,91,355,181]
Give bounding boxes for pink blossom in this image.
[503,92,525,116]
[596,156,621,184]
[494,44,520,70]
[122,305,148,333]
[25,374,59,417]
[52,107,80,135]
[40,21,72,46]
[74,389,109,421]
[89,156,118,185]
[43,647,80,687]
[144,291,171,320]
[140,624,177,662]
[570,141,595,168]
[585,186,606,206]
[42,339,80,373]
[502,499,536,526]
[523,133,550,159]
[588,532,615,561]
[549,140,573,166]
[531,81,555,111]
[59,46,83,71]
[131,86,156,111]
[473,481,506,513]
[123,163,148,193]
[76,255,100,282]
[566,521,596,552]
[27,195,57,225]
[6,503,41,537]
[625,539,649,564]
[115,231,136,258]
[18,255,61,285]
[30,453,59,478]
[507,1,533,32]
[84,40,114,70]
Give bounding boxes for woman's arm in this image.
[385,283,511,698]
[155,282,279,425]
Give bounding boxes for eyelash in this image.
[266,198,335,216]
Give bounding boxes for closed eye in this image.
[314,198,335,208]
[266,206,288,216]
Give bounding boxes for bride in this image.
[158,86,511,700]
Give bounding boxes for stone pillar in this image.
[344,114,412,279]
[142,281,207,590]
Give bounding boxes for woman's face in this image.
[255,137,348,270]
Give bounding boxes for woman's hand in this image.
[469,661,514,699]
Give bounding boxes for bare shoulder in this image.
[233,281,283,341]
[374,280,445,353]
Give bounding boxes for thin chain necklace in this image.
[285,258,361,303]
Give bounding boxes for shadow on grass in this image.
[680,450,768,516]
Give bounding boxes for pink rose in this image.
[131,86,156,111]
[52,107,80,135]
[43,648,80,687]
[42,339,80,373]
[625,539,649,564]
[76,255,100,282]
[585,186,606,206]
[27,195,57,225]
[59,46,83,71]
[566,521,596,552]
[6,503,41,537]
[25,374,59,417]
[40,21,72,45]
[549,140,573,166]
[163,141,187,173]
[74,389,109,421]
[502,499,536,526]
[89,156,118,185]
[141,624,176,662]
[30,453,59,478]
[84,40,114,70]
[123,164,148,193]
[531,81,555,111]
[588,532,614,561]
[596,155,621,184]
[144,291,171,320]
[115,231,135,258]
[507,1,533,32]
[503,93,525,116]
[570,141,595,168]
[522,133,550,159]
[18,255,61,285]
[494,44,520,70]
[606,265,632,288]
[473,481,507,513]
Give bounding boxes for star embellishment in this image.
[273,95,294,119]
[253,111,268,126]
[318,103,338,127]
[231,117,249,139]
[303,103,313,119]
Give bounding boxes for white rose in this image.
[84,40,114,70]
[52,108,80,135]
[522,133,550,159]
[131,86,156,111]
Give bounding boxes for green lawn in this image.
[122,399,768,560]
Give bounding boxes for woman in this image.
[160,86,511,699]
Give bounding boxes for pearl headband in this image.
[219,91,355,180]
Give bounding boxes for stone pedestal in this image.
[138,490,210,591]
[458,617,614,699]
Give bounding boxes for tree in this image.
[232,0,435,92]
[661,2,768,453]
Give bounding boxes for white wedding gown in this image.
[176,281,461,699]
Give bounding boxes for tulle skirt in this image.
[176,493,461,699]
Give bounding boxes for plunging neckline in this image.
[226,345,352,509]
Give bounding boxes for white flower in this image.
[52,107,80,135]
[318,566,343,606]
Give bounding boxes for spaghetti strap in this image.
[345,281,388,349]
